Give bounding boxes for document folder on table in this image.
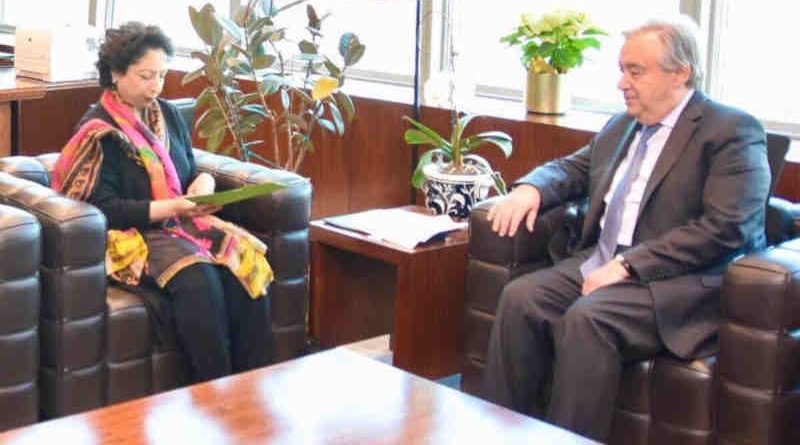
[324,208,466,249]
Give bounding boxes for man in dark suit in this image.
[482,16,770,442]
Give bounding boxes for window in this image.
[275,0,417,85]
[708,0,800,136]
[109,0,230,52]
[1,1,798,136]
[453,1,681,111]
[0,0,91,29]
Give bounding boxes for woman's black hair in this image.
[96,22,174,88]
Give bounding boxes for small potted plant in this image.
[403,113,512,220]
[501,9,605,114]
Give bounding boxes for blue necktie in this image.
[580,123,661,277]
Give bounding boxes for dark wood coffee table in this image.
[309,206,469,379]
[0,349,598,444]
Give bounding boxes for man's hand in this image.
[581,259,630,296]
[486,184,541,237]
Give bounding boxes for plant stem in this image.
[211,88,243,160]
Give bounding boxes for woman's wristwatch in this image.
[613,254,636,278]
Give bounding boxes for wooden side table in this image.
[309,206,469,379]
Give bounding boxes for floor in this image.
[341,334,462,389]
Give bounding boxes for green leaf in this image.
[327,102,345,135]
[260,0,274,16]
[402,116,450,149]
[331,91,354,123]
[491,171,508,195]
[182,68,204,86]
[206,124,227,151]
[280,88,291,110]
[242,103,271,119]
[252,16,274,32]
[463,131,514,158]
[306,4,320,31]
[451,113,478,147]
[240,114,263,130]
[323,59,342,79]
[298,39,317,54]
[189,51,210,65]
[411,149,441,189]
[191,4,223,47]
[214,11,244,43]
[196,107,224,138]
[252,53,276,70]
[262,74,286,95]
[317,118,335,133]
[339,33,365,67]
[195,87,215,109]
[241,91,261,103]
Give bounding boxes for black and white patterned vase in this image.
[421,155,493,220]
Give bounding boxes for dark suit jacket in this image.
[518,91,770,358]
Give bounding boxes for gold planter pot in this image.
[526,72,570,115]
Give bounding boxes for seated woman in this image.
[52,22,273,383]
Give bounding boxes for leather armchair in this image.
[0,136,311,421]
[0,204,40,432]
[462,134,799,444]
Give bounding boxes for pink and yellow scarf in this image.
[53,90,272,298]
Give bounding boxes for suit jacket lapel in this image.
[638,92,705,217]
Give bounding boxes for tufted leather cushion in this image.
[715,240,800,445]
[0,172,107,418]
[0,204,40,432]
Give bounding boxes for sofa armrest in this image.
[192,148,312,360]
[0,204,41,430]
[716,239,800,444]
[0,172,108,418]
[0,155,53,187]
[468,197,584,269]
[766,196,799,245]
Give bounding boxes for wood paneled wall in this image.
[161,71,599,219]
[15,72,796,216]
[18,84,102,155]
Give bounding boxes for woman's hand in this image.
[186,172,216,197]
[149,197,221,222]
[174,198,222,218]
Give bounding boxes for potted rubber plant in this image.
[184,0,365,171]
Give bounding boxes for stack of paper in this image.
[324,208,467,249]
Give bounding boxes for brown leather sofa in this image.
[462,133,799,444]
[0,137,311,422]
[0,203,40,431]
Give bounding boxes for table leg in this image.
[392,244,467,379]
